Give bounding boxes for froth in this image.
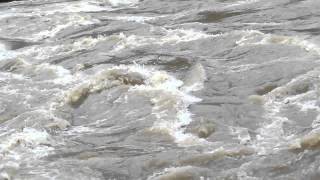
[47,1,111,14]
[0,43,16,61]
[227,0,260,7]
[0,128,54,158]
[32,15,99,41]
[0,58,75,85]
[64,64,205,146]
[112,15,157,23]
[108,0,140,7]
[252,68,320,154]
[112,28,215,52]
[236,30,320,55]
[21,35,108,60]
[130,67,205,146]
[147,166,195,180]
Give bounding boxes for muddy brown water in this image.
[1,0,320,179]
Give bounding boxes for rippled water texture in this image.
[1,0,320,179]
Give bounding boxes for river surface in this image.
[1,0,320,179]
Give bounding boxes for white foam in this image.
[34,24,74,40]
[0,72,25,81]
[32,15,99,41]
[251,69,320,154]
[127,65,205,146]
[17,128,50,146]
[71,64,205,146]
[112,28,215,52]
[230,127,251,145]
[227,0,260,7]
[45,1,111,14]
[108,0,140,7]
[147,166,194,180]
[236,30,320,55]
[235,30,265,46]
[0,43,16,61]
[290,97,319,112]
[21,35,108,60]
[0,42,5,51]
[254,117,291,155]
[34,63,75,85]
[112,15,157,23]
[0,128,54,158]
[0,128,55,179]
[0,58,76,85]
[0,9,34,20]
[312,114,320,129]
[250,88,298,154]
[0,1,110,22]
[162,29,214,43]
[67,126,95,134]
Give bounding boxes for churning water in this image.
[1,0,320,179]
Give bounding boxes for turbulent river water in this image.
[1,0,320,179]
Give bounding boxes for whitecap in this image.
[64,64,205,146]
[0,128,54,158]
[108,0,140,7]
[227,0,260,7]
[112,28,216,52]
[128,66,205,146]
[236,30,320,55]
[32,15,100,41]
[20,35,108,60]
